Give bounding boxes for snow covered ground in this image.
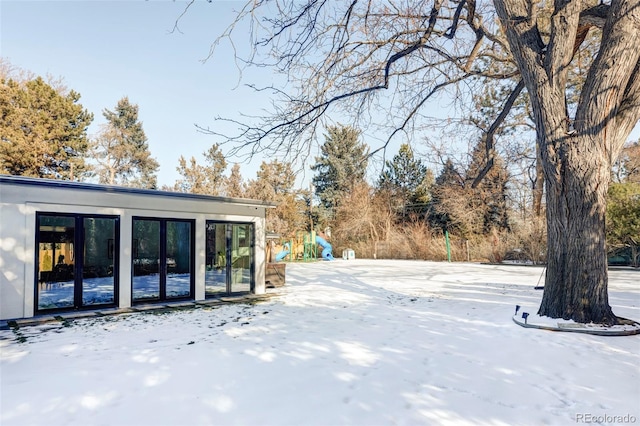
[1,260,639,426]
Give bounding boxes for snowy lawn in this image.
[1,260,639,426]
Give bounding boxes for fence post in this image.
[445,230,451,262]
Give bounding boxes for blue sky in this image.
[1,0,273,187]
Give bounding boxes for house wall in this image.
[0,177,271,321]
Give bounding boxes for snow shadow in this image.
[1,260,638,426]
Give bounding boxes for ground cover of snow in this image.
[1,260,639,426]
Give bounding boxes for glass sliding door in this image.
[82,217,117,306]
[166,220,192,299]
[36,213,118,313]
[205,222,228,296]
[37,215,75,310]
[132,217,194,303]
[231,224,253,293]
[205,221,254,297]
[132,219,161,301]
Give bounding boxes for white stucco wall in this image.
[0,176,272,321]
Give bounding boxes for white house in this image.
[0,175,276,321]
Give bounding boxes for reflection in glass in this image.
[231,224,252,293]
[132,219,160,301]
[205,222,227,296]
[37,215,75,310]
[37,214,118,311]
[166,221,191,298]
[82,217,116,306]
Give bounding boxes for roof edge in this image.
[0,175,277,208]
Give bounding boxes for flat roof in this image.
[0,175,277,208]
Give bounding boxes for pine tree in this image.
[311,125,369,213]
[607,182,640,267]
[377,143,432,217]
[173,144,228,195]
[465,142,511,233]
[0,75,93,180]
[90,97,159,188]
[428,159,466,233]
[246,160,305,236]
[428,146,510,237]
[224,163,246,198]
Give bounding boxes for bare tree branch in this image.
[471,78,525,188]
[190,0,518,165]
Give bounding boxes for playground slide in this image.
[315,236,334,260]
[275,243,290,262]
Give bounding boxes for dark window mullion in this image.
[113,217,120,305]
[225,224,232,294]
[159,220,167,300]
[250,225,255,293]
[190,221,196,297]
[73,215,83,309]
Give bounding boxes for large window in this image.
[36,213,119,312]
[132,218,194,303]
[231,224,253,293]
[205,222,254,296]
[205,222,227,296]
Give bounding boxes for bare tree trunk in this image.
[538,133,617,324]
[495,0,640,325]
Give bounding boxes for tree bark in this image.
[495,0,640,324]
[540,132,616,324]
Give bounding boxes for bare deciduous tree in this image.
[185,0,640,325]
[333,181,396,257]
[495,1,640,325]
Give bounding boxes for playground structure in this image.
[271,230,334,262]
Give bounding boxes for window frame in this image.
[131,216,196,304]
[34,212,120,315]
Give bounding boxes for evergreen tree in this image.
[90,97,159,188]
[607,182,640,267]
[224,163,246,198]
[173,144,227,195]
[428,159,466,233]
[377,143,432,217]
[311,125,369,213]
[255,159,296,196]
[246,160,305,235]
[0,75,93,180]
[465,142,511,233]
[428,146,510,237]
[613,140,640,184]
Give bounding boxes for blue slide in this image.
[316,236,334,260]
[275,243,290,262]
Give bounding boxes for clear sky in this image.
[1,1,639,189]
[1,0,274,188]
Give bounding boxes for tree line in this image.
[2,59,638,268]
[248,123,638,269]
[1,60,158,187]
